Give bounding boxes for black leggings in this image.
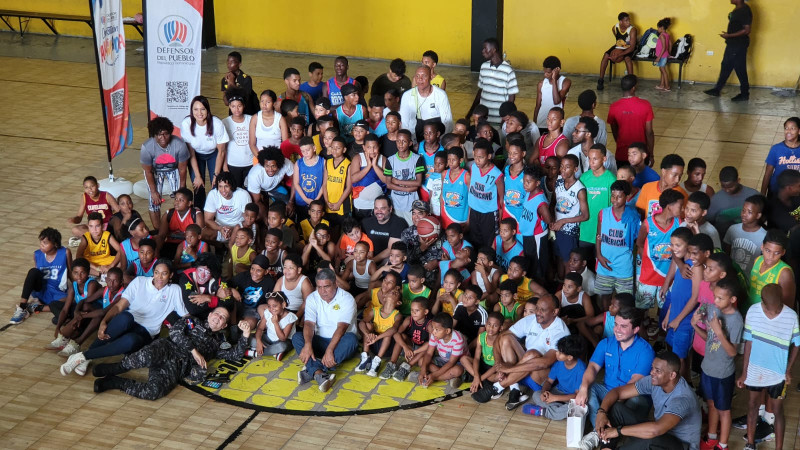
[21,268,46,301]
[227,165,252,191]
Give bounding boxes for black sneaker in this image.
[752,420,775,443]
[731,94,750,102]
[471,383,500,403]
[505,388,529,411]
[744,444,756,450]
[704,88,721,97]
[732,414,748,430]
[597,78,605,91]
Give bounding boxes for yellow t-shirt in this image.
[500,274,534,304]
[231,244,254,267]
[372,307,400,334]
[83,231,115,266]
[325,157,351,215]
[300,218,330,242]
[431,74,445,89]
[437,288,463,316]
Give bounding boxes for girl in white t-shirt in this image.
[254,291,297,360]
[180,96,230,189]
[222,89,254,190]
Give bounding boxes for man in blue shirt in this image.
[574,307,654,426]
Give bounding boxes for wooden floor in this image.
[1,33,799,449]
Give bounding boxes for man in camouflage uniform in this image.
[92,307,250,400]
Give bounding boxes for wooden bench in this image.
[608,38,694,89]
[0,10,143,38]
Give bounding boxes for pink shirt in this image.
[655,31,671,59]
[429,330,466,361]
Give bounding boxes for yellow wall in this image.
[504,0,800,88]
[1,0,142,38]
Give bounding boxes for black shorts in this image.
[479,360,493,375]
[746,381,786,399]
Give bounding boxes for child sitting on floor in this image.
[274,253,313,318]
[229,227,256,276]
[577,292,635,348]
[387,297,433,381]
[357,285,403,377]
[400,265,431,317]
[494,279,523,330]
[123,238,157,283]
[76,212,121,278]
[473,247,501,310]
[556,272,594,327]
[433,269,464,316]
[341,241,374,298]
[173,224,207,270]
[50,258,101,351]
[301,223,336,276]
[453,285,488,345]
[336,216,374,271]
[525,334,587,418]
[419,312,467,388]
[463,312,503,397]
[254,291,296,361]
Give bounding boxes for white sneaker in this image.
[46,334,70,350]
[68,237,81,247]
[75,359,89,376]
[9,306,28,324]
[578,431,601,450]
[57,340,80,357]
[367,357,381,377]
[355,352,370,373]
[60,352,87,376]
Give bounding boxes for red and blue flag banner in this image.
[90,0,133,159]
[144,0,203,136]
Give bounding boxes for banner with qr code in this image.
[144,0,203,136]
[91,0,133,159]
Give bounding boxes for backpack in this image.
[671,34,693,59]
[637,28,659,58]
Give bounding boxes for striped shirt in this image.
[743,303,800,387]
[429,329,466,362]
[478,60,519,125]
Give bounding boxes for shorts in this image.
[554,230,579,261]
[746,381,787,400]
[594,274,634,296]
[520,375,543,392]
[433,355,462,368]
[369,338,395,356]
[655,57,668,67]
[665,324,693,358]
[146,169,180,212]
[635,280,662,310]
[700,372,735,410]
[479,360,493,375]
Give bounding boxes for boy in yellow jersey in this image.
[748,230,795,310]
[298,199,329,244]
[499,256,547,304]
[357,282,403,377]
[323,136,352,239]
[76,212,121,277]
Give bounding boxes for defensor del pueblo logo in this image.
[157,15,196,62]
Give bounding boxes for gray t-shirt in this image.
[563,115,608,147]
[140,136,191,173]
[700,305,744,379]
[635,376,702,450]
[723,224,767,276]
[707,185,759,237]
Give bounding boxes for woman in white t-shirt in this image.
[221,89,254,190]
[249,90,287,155]
[180,96,230,189]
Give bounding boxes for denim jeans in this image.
[84,311,152,360]
[587,382,653,426]
[291,331,359,375]
[191,150,218,186]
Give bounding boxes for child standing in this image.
[323,136,352,234]
[693,277,743,450]
[419,313,467,388]
[579,145,617,254]
[254,291,297,360]
[384,129,425,225]
[534,56,572,134]
[654,18,673,91]
[595,180,641,306]
[422,50,446,90]
[493,218,524,271]
[292,136,326,218]
[440,147,471,229]
[280,116,306,162]
[350,134,387,220]
[723,194,767,276]
[681,191,721,249]
[300,62,324,102]
[680,157,715,196]
[420,120,445,182]
[519,166,553,280]
[335,83,366,143]
[420,151,447,218]
[748,230,794,310]
[627,142,660,188]
[691,252,736,363]
[502,139,527,223]
[552,154,588,279]
[635,189,683,310]
[534,107,569,166]
[468,139,505,249]
[526,335,587,419]
[358,287,403,377]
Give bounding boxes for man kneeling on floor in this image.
[579,350,701,450]
[472,294,570,410]
[92,307,250,400]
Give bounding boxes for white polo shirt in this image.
[508,315,570,355]
[122,276,188,336]
[304,288,357,338]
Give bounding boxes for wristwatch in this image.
[617,425,624,437]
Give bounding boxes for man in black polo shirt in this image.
[361,196,406,262]
[704,0,753,101]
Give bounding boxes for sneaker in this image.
[379,362,397,380]
[731,94,749,102]
[274,352,284,362]
[596,79,605,91]
[704,88,721,97]
[448,374,464,389]
[297,366,313,385]
[57,340,80,357]
[315,372,335,392]
[471,384,500,404]
[744,444,756,450]
[68,237,81,247]
[700,437,719,450]
[491,385,506,400]
[75,359,89,376]
[46,334,70,350]
[60,352,86,376]
[732,415,748,430]
[9,306,29,324]
[392,362,411,382]
[26,302,44,315]
[505,388,528,411]
[407,371,420,384]
[750,420,774,443]
[578,431,601,450]
[355,352,371,373]
[367,357,381,377]
[522,404,544,416]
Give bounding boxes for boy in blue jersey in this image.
[441,147,471,229]
[519,165,553,281]
[322,56,357,108]
[493,217,524,270]
[594,180,640,309]
[367,96,388,137]
[335,84,367,144]
[442,223,472,261]
[628,142,659,188]
[420,120,445,181]
[468,139,505,249]
[502,137,527,223]
[300,61,324,102]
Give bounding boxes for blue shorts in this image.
[520,376,543,392]
[655,57,668,67]
[700,372,735,410]
[554,230,579,261]
[665,324,693,358]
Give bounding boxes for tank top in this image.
[295,156,325,207]
[352,154,386,210]
[748,256,792,308]
[33,247,69,304]
[223,114,253,168]
[520,191,549,236]
[84,191,111,224]
[602,312,615,339]
[407,315,431,346]
[325,158,351,215]
[494,236,524,270]
[336,104,364,142]
[279,274,307,311]
[538,134,568,165]
[499,302,520,321]
[120,238,140,266]
[279,92,311,124]
[640,215,680,287]
[261,249,285,279]
[83,231,115,266]
[500,274,534,303]
[352,260,372,289]
[561,291,585,308]
[327,77,354,108]
[442,168,469,223]
[479,331,495,366]
[667,259,695,326]
[101,286,123,309]
[596,207,635,279]
[431,74,445,89]
[300,81,323,102]
[130,258,156,277]
[180,240,207,264]
[373,307,400,334]
[73,279,93,304]
[475,266,498,294]
[503,165,526,222]
[613,23,633,48]
[420,144,443,182]
[679,181,708,195]
[255,111,282,149]
[554,177,585,237]
[167,208,199,243]
[231,244,255,267]
[469,164,502,213]
[536,76,566,128]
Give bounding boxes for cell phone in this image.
[201,380,223,389]
[206,373,232,382]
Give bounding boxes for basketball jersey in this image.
[279,92,311,124]
[231,244,255,267]
[101,286,123,309]
[479,331,496,366]
[373,307,400,334]
[469,164,502,213]
[499,302,520,322]
[336,105,364,143]
[120,238,140,266]
[352,154,386,211]
[519,192,549,236]
[538,134,568,165]
[500,274,535,303]
[32,248,68,304]
[596,206,638,279]
[442,240,472,260]
[430,74,445,89]
[420,144,443,181]
[325,158,351,215]
[554,177,585,237]
[130,259,156,277]
[536,76,566,128]
[180,240,207,264]
[420,172,443,217]
[167,208,199,243]
[603,312,615,339]
[261,249,285,279]
[295,156,325,207]
[494,235,524,270]
[83,231,115,266]
[386,152,424,211]
[73,279,93,304]
[370,118,388,137]
[437,288,463,316]
[503,166,526,221]
[640,215,679,287]
[442,168,469,223]
[84,191,111,224]
[561,290,585,308]
[299,218,329,243]
[401,283,431,316]
[327,77,354,108]
[407,315,432,346]
[748,256,792,308]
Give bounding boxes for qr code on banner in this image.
[110,88,125,116]
[166,81,188,104]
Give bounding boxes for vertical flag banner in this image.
[91,0,133,159]
[144,0,203,135]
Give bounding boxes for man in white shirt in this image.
[292,268,359,392]
[472,295,570,410]
[400,66,453,143]
[245,147,294,212]
[568,117,617,178]
[203,171,251,242]
[467,38,519,127]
